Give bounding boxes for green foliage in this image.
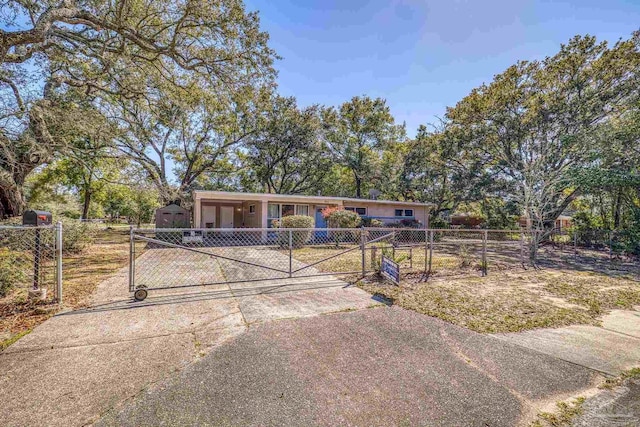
[245,96,331,194]
[324,209,362,228]
[373,246,409,275]
[446,32,640,230]
[322,96,406,198]
[362,218,383,227]
[0,248,26,297]
[272,215,315,248]
[58,219,100,254]
[1,0,277,216]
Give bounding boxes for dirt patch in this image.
[358,269,639,334]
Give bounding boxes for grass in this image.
[0,229,137,351]
[0,329,31,351]
[599,367,640,390]
[358,274,597,333]
[543,273,640,315]
[530,397,586,427]
[358,268,639,333]
[289,244,472,275]
[288,242,640,334]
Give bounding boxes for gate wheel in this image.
[134,288,148,302]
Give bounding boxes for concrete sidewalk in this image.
[494,309,640,375]
[0,264,375,427]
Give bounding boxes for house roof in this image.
[193,190,433,208]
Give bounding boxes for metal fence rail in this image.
[128,226,639,299]
[0,223,63,303]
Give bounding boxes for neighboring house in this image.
[519,215,573,232]
[192,190,432,229]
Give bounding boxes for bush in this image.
[273,215,314,248]
[362,217,383,227]
[0,248,26,297]
[323,209,362,228]
[57,218,100,254]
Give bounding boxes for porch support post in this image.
[193,195,201,228]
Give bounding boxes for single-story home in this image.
[519,215,573,232]
[192,190,432,229]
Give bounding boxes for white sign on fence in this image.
[381,255,400,284]
[182,230,204,243]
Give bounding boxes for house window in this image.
[345,207,367,216]
[267,203,280,227]
[282,204,295,217]
[267,203,310,227]
[395,209,403,217]
[404,209,413,217]
[248,204,256,214]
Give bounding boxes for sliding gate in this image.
[129,227,533,300]
[128,227,405,300]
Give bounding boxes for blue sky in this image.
[245,0,640,136]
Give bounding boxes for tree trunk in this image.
[82,190,92,220]
[355,176,362,198]
[613,189,622,229]
[0,170,27,219]
[0,185,25,219]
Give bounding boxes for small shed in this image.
[155,203,190,228]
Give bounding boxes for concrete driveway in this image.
[96,307,598,427]
[0,252,375,427]
[1,242,632,427]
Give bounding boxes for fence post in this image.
[520,231,524,267]
[409,247,413,269]
[428,230,434,277]
[361,228,366,277]
[129,225,135,292]
[609,231,613,262]
[56,221,63,305]
[532,230,539,266]
[574,231,578,259]
[424,229,428,275]
[288,230,293,278]
[482,230,488,276]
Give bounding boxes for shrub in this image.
[0,248,26,297]
[273,215,314,248]
[362,217,383,227]
[323,208,362,228]
[57,218,100,253]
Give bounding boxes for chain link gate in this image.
[128,227,550,300]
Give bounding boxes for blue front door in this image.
[315,208,328,239]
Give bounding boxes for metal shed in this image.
[155,203,191,228]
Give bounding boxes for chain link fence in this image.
[132,227,630,298]
[0,224,63,302]
[536,229,639,277]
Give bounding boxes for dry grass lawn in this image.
[358,269,640,334]
[0,229,136,350]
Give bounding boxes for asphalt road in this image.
[96,306,597,427]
